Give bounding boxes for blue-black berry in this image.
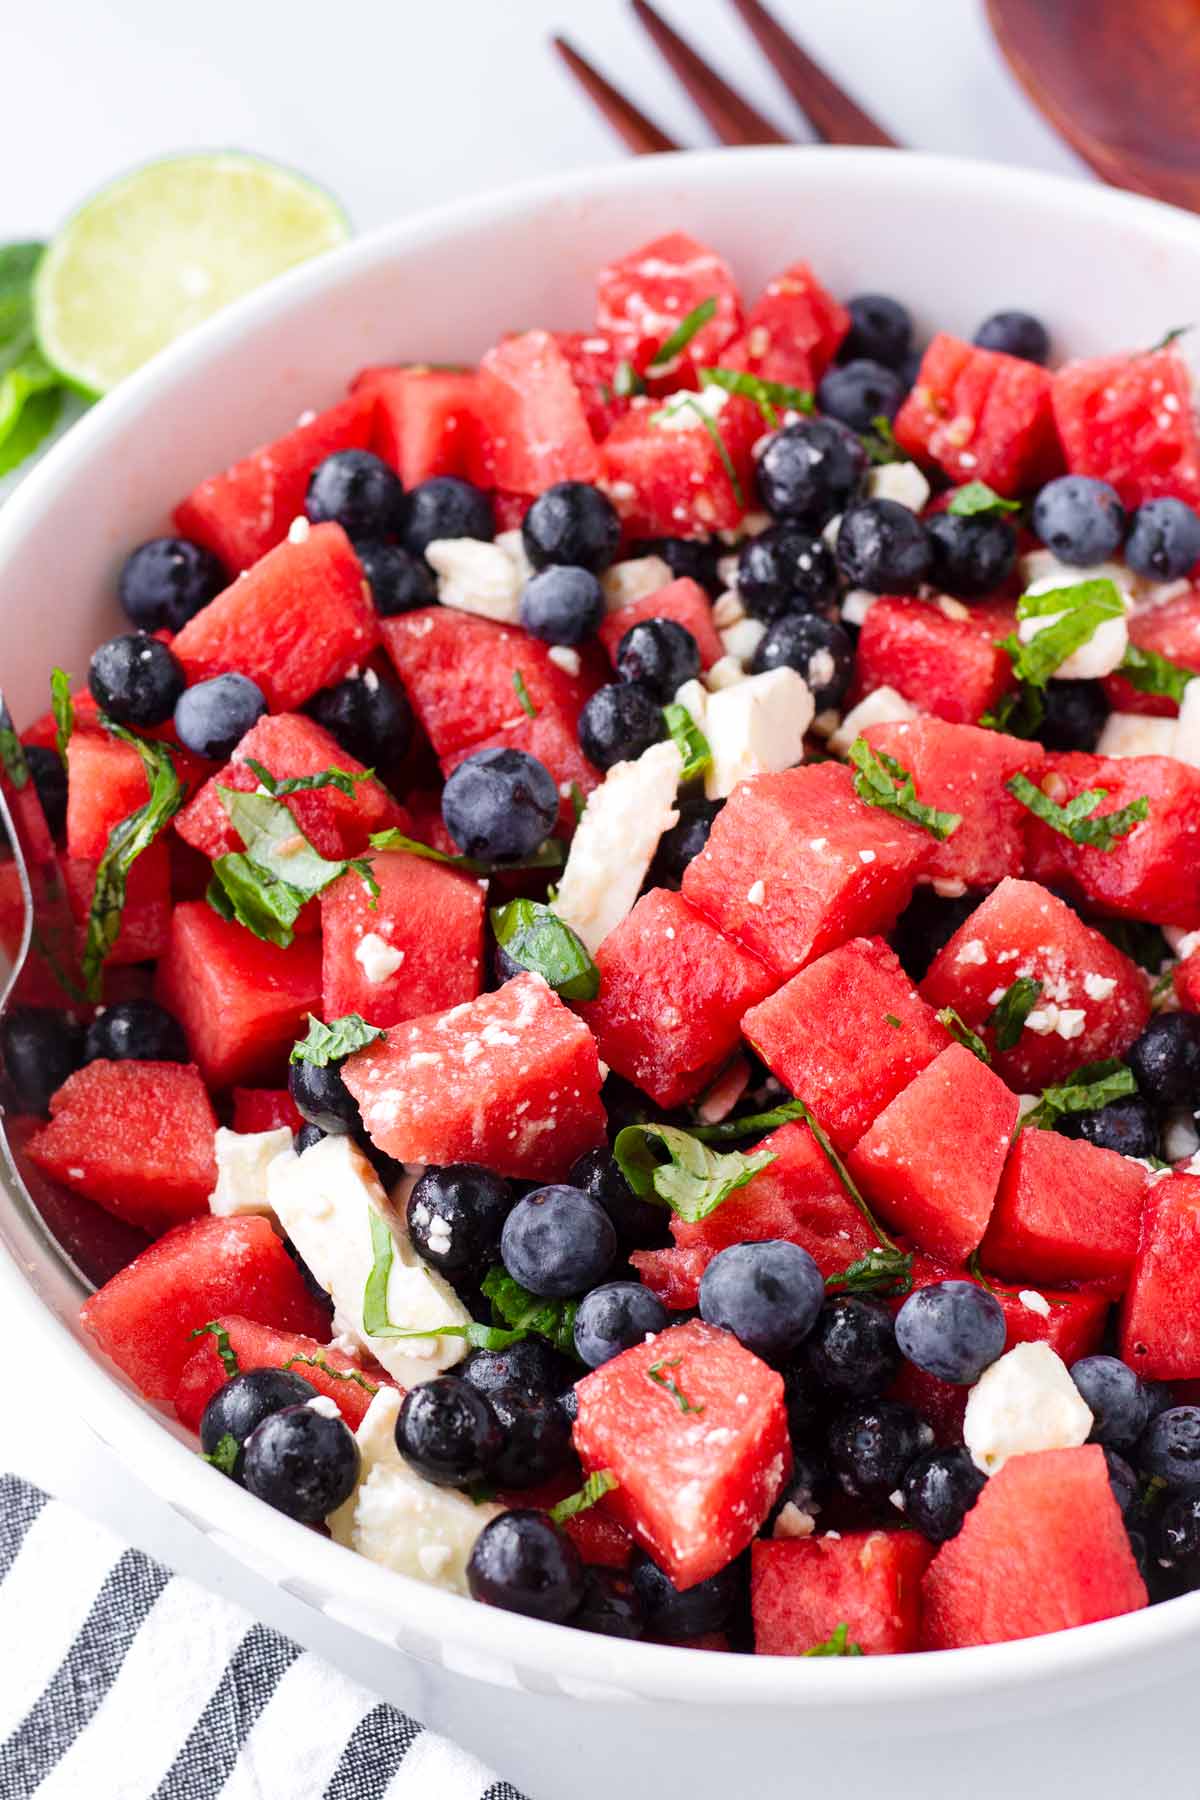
[441,747,558,861]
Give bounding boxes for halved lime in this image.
[34,152,350,396]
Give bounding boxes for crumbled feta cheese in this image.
[209,1126,294,1218]
[654,384,731,430]
[1018,1289,1051,1319]
[1082,972,1116,1001]
[1015,1093,1042,1120]
[931,877,968,899]
[547,645,581,677]
[354,931,405,984]
[494,527,534,585]
[306,1394,341,1419]
[865,461,931,512]
[703,667,813,800]
[936,594,972,622]
[747,879,766,906]
[859,848,876,864]
[713,582,743,625]
[674,677,709,724]
[1023,1003,1086,1040]
[1096,712,1179,760]
[1020,550,1129,594]
[719,617,767,666]
[286,515,311,545]
[957,939,988,966]
[552,740,683,952]
[425,538,521,623]
[1164,1108,1200,1162]
[704,654,747,691]
[827,685,919,756]
[840,588,878,628]
[773,1502,815,1539]
[601,555,673,612]
[963,1342,1093,1475]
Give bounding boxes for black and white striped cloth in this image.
[0,1475,527,1799]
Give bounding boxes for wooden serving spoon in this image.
[987,0,1200,213]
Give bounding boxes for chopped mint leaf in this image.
[988,976,1043,1053]
[782,1099,901,1252]
[613,1122,777,1225]
[613,359,644,398]
[848,737,961,840]
[647,296,717,374]
[569,781,587,826]
[979,683,1045,739]
[491,899,599,1001]
[82,725,183,998]
[936,1006,992,1064]
[804,1622,863,1657]
[859,415,902,466]
[662,701,712,783]
[244,757,372,799]
[512,669,536,718]
[825,1246,914,1297]
[947,481,1021,519]
[1007,772,1148,851]
[885,1013,902,1029]
[189,1320,240,1379]
[646,1355,704,1415]
[202,1432,241,1478]
[1151,966,1177,1008]
[481,1265,580,1358]
[965,1248,1067,1308]
[0,696,29,790]
[651,392,745,507]
[1118,643,1195,706]
[281,1353,379,1396]
[549,1470,618,1526]
[1005,579,1125,688]
[368,827,564,876]
[690,1099,810,1142]
[211,785,377,947]
[1021,1058,1137,1133]
[291,1012,386,1067]
[1143,325,1192,355]
[50,669,73,770]
[699,365,815,425]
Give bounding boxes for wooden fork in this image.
[552,0,899,155]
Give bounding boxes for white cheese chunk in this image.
[1018,1290,1051,1319]
[425,538,521,623]
[209,1126,295,1218]
[552,739,683,952]
[327,1387,502,1594]
[266,1135,472,1385]
[1096,712,1179,759]
[354,931,405,984]
[865,461,931,512]
[601,555,673,612]
[827,685,919,756]
[840,588,878,628]
[673,677,709,725]
[704,653,747,691]
[494,526,534,586]
[547,645,581,677]
[654,384,730,431]
[713,581,743,623]
[703,667,813,800]
[963,1342,1093,1475]
[719,617,767,666]
[1164,1107,1200,1162]
[1166,926,1200,960]
[1019,550,1129,594]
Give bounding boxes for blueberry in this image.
[751,613,854,711]
[801,1297,900,1399]
[500,1185,617,1298]
[522,482,621,573]
[698,1240,825,1361]
[901,1446,986,1542]
[1035,679,1109,753]
[973,310,1051,364]
[305,449,407,539]
[614,619,701,700]
[567,1147,670,1250]
[926,512,1018,600]
[817,359,905,434]
[630,536,721,595]
[578,682,665,771]
[118,536,226,633]
[756,419,866,528]
[83,1000,188,1065]
[1104,1447,1139,1518]
[574,1281,669,1367]
[0,1006,83,1113]
[1125,497,1200,581]
[894,1280,1006,1386]
[1071,1355,1151,1448]
[200,1368,318,1481]
[649,799,723,889]
[781,1362,827,1445]
[441,747,559,861]
[403,477,494,557]
[828,1400,932,1501]
[1127,1012,1200,1108]
[355,540,436,615]
[1157,1490,1200,1575]
[88,633,185,727]
[307,669,413,768]
[573,1567,644,1639]
[1137,1405,1200,1486]
[1057,1095,1160,1161]
[487,1384,574,1488]
[241,1402,359,1521]
[395,1375,502,1488]
[736,526,838,621]
[1031,475,1126,566]
[629,1547,738,1639]
[468,1509,585,1622]
[841,295,913,370]
[287,1056,360,1136]
[520,566,604,645]
[174,672,267,760]
[24,746,67,840]
[294,1123,326,1154]
[891,888,980,983]
[837,499,931,594]
[897,346,924,391]
[405,1164,512,1278]
[460,1339,577,1403]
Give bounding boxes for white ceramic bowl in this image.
[4,148,1200,1800]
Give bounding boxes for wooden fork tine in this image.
[728,0,899,147]
[552,35,681,155]
[630,0,790,147]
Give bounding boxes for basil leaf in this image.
[825,1246,914,1297]
[690,1099,810,1142]
[368,827,564,875]
[645,1355,705,1415]
[1118,643,1194,705]
[1022,1059,1137,1133]
[1005,579,1125,687]
[549,1470,618,1525]
[50,669,73,770]
[613,1123,777,1225]
[647,296,717,374]
[243,757,372,799]
[202,1433,241,1477]
[662,701,712,783]
[291,1012,387,1067]
[848,737,961,840]
[188,1319,241,1379]
[217,786,359,896]
[480,1265,579,1357]
[281,1353,379,1396]
[988,976,1043,1053]
[946,481,1021,519]
[82,726,183,998]
[979,682,1045,739]
[804,1622,864,1658]
[0,696,29,790]
[490,899,599,1001]
[1007,772,1149,851]
[859,415,902,466]
[698,365,815,425]
[936,1006,992,1064]
[511,669,536,718]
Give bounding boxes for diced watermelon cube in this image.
[1022,752,1200,927]
[846,1043,1020,1264]
[171,523,378,713]
[743,936,951,1152]
[553,331,633,440]
[863,718,1046,890]
[155,901,323,1089]
[80,1214,331,1403]
[173,393,375,573]
[597,576,724,671]
[752,1530,932,1656]
[174,1315,387,1432]
[62,839,172,966]
[353,366,482,484]
[600,393,761,538]
[852,596,1016,726]
[468,331,600,493]
[722,261,850,389]
[575,888,775,1107]
[344,971,606,1180]
[1120,1173,1200,1378]
[894,332,1060,496]
[919,878,1150,1089]
[573,1318,789,1589]
[1050,348,1200,510]
[682,763,932,980]
[981,1127,1150,1291]
[25,1059,216,1236]
[438,696,601,837]
[65,731,205,862]
[230,1088,304,1134]
[594,233,742,383]
[1103,585,1200,717]
[629,1244,714,1312]
[320,848,485,1028]
[920,1445,1147,1648]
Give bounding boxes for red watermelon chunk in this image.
[982,1127,1150,1291]
[852,596,1016,726]
[575,888,775,1108]
[597,576,724,671]
[1022,752,1200,927]
[174,393,375,573]
[594,233,741,383]
[553,331,633,440]
[171,523,378,713]
[743,936,951,1152]
[600,393,761,538]
[80,1214,331,1404]
[573,1318,789,1590]
[863,717,1045,890]
[320,848,485,1028]
[155,901,323,1089]
[65,731,204,863]
[919,878,1150,1090]
[629,1244,714,1312]
[752,1530,932,1657]
[26,1059,216,1237]
[682,763,932,980]
[846,1043,1019,1264]
[1104,586,1200,717]
[231,1088,303,1134]
[1120,1173,1200,1378]
[353,366,481,484]
[1050,348,1200,510]
[1176,948,1200,1012]
[174,1315,387,1432]
[468,331,600,492]
[722,260,849,389]
[62,840,171,966]
[344,971,606,1180]
[920,1445,1147,1648]
[894,332,1060,496]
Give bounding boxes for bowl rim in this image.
[3,141,1200,1706]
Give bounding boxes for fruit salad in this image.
[7,230,1200,1657]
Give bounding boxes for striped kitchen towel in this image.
[0,1475,527,1799]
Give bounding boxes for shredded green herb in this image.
[189,1320,240,1380]
[490,899,599,1001]
[698,364,814,425]
[988,977,1043,1053]
[82,724,183,997]
[647,296,717,373]
[946,481,1021,519]
[549,1470,618,1525]
[613,1122,777,1225]
[847,737,961,840]
[662,701,712,783]
[512,669,536,718]
[202,1433,241,1477]
[804,1622,863,1657]
[825,1246,914,1297]
[1007,772,1148,851]
[936,1006,992,1064]
[291,1012,386,1066]
[50,668,73,770]
[646,1356,704,1415]
[244,758,372,799]
[368,827,564,876]
[1118,643,1194,705]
